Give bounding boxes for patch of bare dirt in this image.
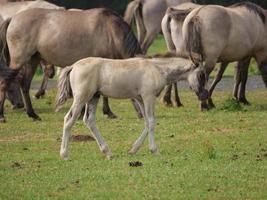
[71,135,94,142]
[129,161,143,167]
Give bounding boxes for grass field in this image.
[1,37,267,199]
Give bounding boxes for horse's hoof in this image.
[33,116,42,121]
[137,113,143,119]
[200,102,210,111]
[208,99,216,109]
[128,149,137,155]
[0,118,6,123]
[238,98,251,106]
[175,102,183,107]
[106,113,117,119]
[60,152,68,160]
[106,154,113,160]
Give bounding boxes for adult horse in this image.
[56,54,208,160]
[0,8,142,122]
[0,0,62,102]
[124,0,193,54]
[163,2,267,109]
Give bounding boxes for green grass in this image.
[0,89,267,199]
[1,37,266,199]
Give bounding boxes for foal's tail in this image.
[55,66,73,112]
[0,18,17,81]
[184,15,204,63]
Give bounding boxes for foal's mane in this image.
[230,1,266,23]
[136,51,189,59]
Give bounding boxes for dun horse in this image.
[0,0,63,102]
[56,54,208,160]
[0,8,142,122]
[124,0,192,53]
[163,2,267,109]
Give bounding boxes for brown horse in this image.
[0,8,142,122]
[56,54,208,160]
[124,0,192,54]
[163,2,267,109]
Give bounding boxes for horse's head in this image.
[6,82,24,110]
[187,60,208,101]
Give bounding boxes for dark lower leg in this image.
[102,96,117,119]
[208,62,228,108]
[131,99,143,118]
[174,83,183,107]
[237,58,251,105]
[162,84,173,106]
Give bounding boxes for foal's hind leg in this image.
[237,58,251,105]
[128,97,148,155]
[102,96,117,119]
[208,62,229,108]
[60,98,85,160]
[83,95,112,159]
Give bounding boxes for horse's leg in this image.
[162,84,173,107]
[173,83,183,107]
[83,95,112,159]
[256,57,267,88]
[233,65,241,101]
[60,98,85,160]
[0,80,7,123]
[128,97,148,155]
[20,58,41,121]
[141,31,158,54]
[237,57,251,105]
[200,61,216,110]
[143,95,157,154]
[131,99,143,118]
[102,96,117,119]
[208,62,229,108]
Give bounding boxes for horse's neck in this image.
[154,59,191,83]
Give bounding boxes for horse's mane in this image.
[230,1,265,23]
[136,51,189,59]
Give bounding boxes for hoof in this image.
[137,112,143,119]
[0,118,6,123]
[175,102,183,107]
[238,98,251,106]
[106,113,117,119]
[208,99,216,109]
[33,116,42,121]
[106,154,113,160]
[128,148,137,155]
[150,147,159,155]
[200,101,210,111]
[60,152,68,160]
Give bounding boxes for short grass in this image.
[2,36,266,199]
[0,89,267,199]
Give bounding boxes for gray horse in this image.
[0,8,142,122]
[124,0,192,53]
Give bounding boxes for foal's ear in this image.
[190,52,203,68]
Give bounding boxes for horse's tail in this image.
[55,66,73,112]
[161,9,176,51]
[124,0,145,45]
[124,0,141,24]
[0,18,17,81]
[184,15,204,63]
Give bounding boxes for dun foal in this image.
[56,54,208,160]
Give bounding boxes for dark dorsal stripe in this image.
[231,1,265,23]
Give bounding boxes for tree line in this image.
[48,0,266,14]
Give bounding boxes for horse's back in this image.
[7,8,138,66]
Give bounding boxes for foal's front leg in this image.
[84,96,112,159]
[60,99,85,160]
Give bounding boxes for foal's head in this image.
[187,61,208,101]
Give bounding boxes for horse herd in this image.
[0,0,266,159]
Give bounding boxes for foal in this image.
[56,54,208,160]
